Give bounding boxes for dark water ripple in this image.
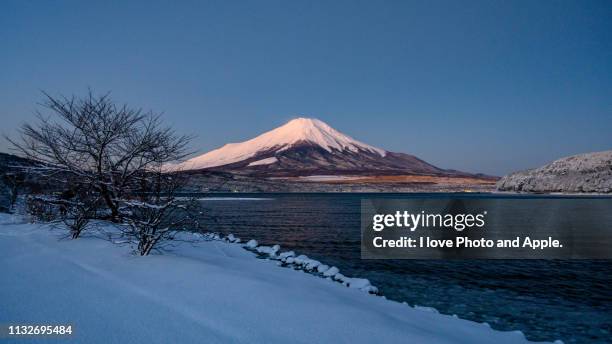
[190,193,612,343]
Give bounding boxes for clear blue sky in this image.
[1,0,610,175]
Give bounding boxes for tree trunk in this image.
[98,184,119,221]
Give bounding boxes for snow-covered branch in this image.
[6,90,192,223]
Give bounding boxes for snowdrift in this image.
[0,214,546,344]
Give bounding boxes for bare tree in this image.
[8,90,191,222]
[58,185,101,239]
[119,165,200,255]
[22,184,100,238]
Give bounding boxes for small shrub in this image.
[25,196,59,222]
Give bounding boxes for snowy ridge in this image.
[179,118,387,170]
[242,238,379,293]
[203,232,379,294]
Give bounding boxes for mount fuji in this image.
[178,118,484,179]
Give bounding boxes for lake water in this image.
[191,193,611,343]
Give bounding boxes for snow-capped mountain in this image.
[182,118,384,169]
[178,118,476,178]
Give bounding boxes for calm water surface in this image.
[191,193,611,343]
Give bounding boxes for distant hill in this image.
[0,152,44,210]
[497,150,612,193]
[0,152,35,169]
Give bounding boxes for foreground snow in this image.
[0,214,544,344]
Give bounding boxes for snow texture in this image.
[323,266,339,277]
[497,150,612,193]
[247,157,279,167]
[0,214,544,344]
[178,118,387,170]
[245,239,258,248]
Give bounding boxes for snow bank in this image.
[255,244,280,256]
[322,266,339,277]
[241,239,380,294]
[0,214,542,344]
[245,239,258,248]
[224,233,240,243]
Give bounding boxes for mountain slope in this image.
[181,118,385,169]
[497,150,612,193]
[177,118,481,178]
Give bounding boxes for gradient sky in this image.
[1,0,610,175]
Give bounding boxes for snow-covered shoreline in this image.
[0,213,550,344]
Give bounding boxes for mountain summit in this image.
[182,118,385,170]
[179,118,477,178]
